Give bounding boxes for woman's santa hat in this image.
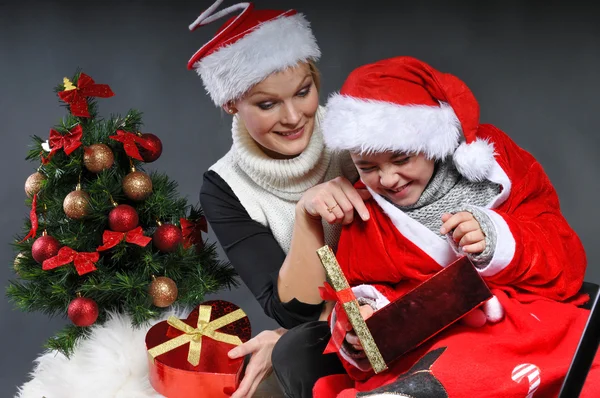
[187,0,320,106]
[323,56,496,182]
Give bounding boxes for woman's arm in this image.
[278,177,371,305]
[200,171,323,329]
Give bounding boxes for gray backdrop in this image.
[1,0,598,396]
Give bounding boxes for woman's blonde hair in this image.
[308,60,321,92]
[228,60,321,109]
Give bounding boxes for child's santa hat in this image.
[187,0,320,106]
[323,56,495,182]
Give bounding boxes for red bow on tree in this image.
[180,217,207,251]
[96,226,152,251]
[43,246,100,276]
[57,73,114,118]
[319,281,357,354]
[109,130,153,161]
[20,194,38,242]
[41,125,83,164]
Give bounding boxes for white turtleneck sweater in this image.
[209,106,356,254]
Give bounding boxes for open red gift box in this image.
[317,246,493,374]
[145,300,251,398]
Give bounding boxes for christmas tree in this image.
[7,71,237,356]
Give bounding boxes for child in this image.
[313,56,599,397]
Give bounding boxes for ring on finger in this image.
[327,203,340,213]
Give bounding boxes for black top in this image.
[200,170,323,329]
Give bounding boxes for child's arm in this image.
[327,283,393,380]
[438,124,587,302]
[479,159,586,301]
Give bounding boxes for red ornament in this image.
[97,226,152,251]
[180,217,207,252]
[32,234,62,264]
[68,296,99,327]
[43,246,100,276]
[108,204,139,232]
[138,133,163,163]
[42,125,83,164]
[153,224,183,253]
[57,73,114,118]
[109,130,154,161]
[21,193,39,242]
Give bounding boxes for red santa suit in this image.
[314,56,599,397]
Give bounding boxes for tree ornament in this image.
[138,133,163,163]
[25,171,46,198]
[14,253,26,274]
[110,130,153,161]
[63,184,91,220]
[57,73,114,118]
[180,216,207,252]
[67,294,99,327]
[42,125,83,165]
[149,276,178,308]
[108,204,139,232]
[122,166,152,201]
[83,143,114,173]
[153,222,183,253]
[32,232,61,263]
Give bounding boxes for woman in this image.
[188,2,367,397]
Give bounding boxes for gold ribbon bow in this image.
[148,305,246,366]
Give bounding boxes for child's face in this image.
[351,151,435,207]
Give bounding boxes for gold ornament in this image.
[63,184,91,220]
[63,77,76,91]
[122,167,153,201]
[149,276,178,307]
[14,253,26,274]
[25,171,46,198]
[83,144,114,173]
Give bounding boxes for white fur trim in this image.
[323,95,461,159]
[329,284,390,371]
[351,284,391,310]
[16,309,192,398]
[483,295,505,323]
[368,186,461,267]
[366,158,512,268]
[453,138,496,182]
[194,13,320,106]
[486,158,512,208]
[475,208,516,277]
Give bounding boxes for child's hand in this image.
[344,304,374,357]
[440,212,486,254]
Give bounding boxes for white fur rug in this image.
[16,309,191,398]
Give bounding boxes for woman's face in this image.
[230,62,319,159]
[351,151,436,207]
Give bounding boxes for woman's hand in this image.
[228,328,287,398]
[298,176,371,225]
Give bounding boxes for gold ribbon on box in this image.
[148,305,246,366]
[316,245,388,374]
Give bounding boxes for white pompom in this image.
[453,138,496,182]
[483,295,505,323]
